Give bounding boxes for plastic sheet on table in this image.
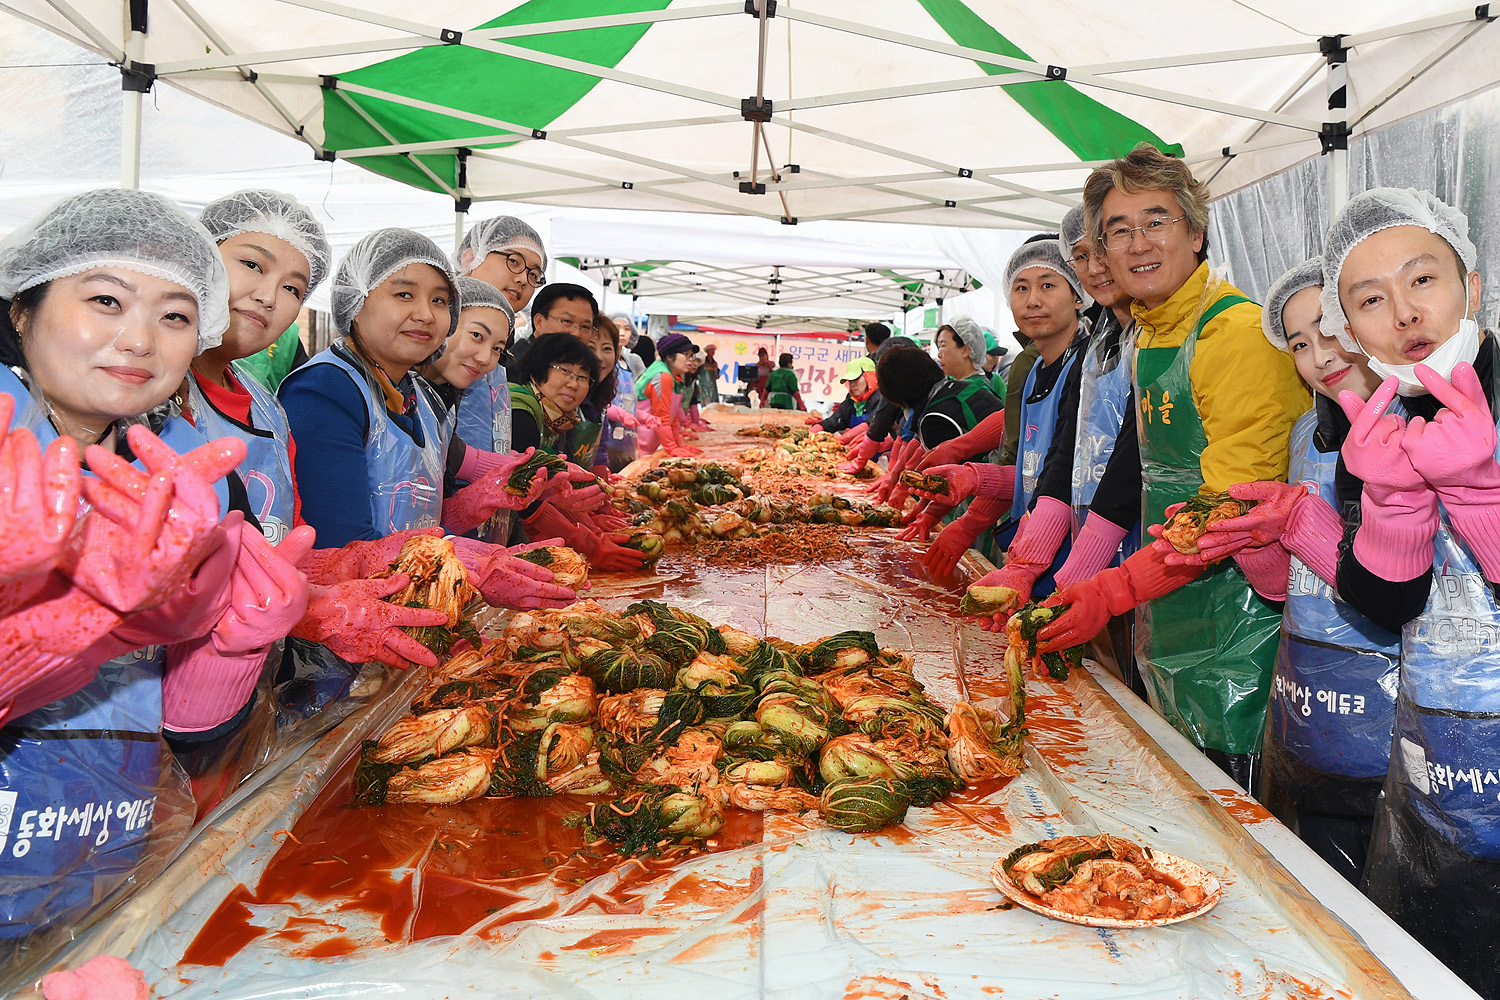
[27,557,1412,1000]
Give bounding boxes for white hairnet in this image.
[1005,238,1091,308]
[331,228,459,337]
[1058,205,1087,255]
[456,216,547,275]
[199,189,332,294]
[0,188,230,353]
[1320,187,1477,351]
[456,275,516,331]
[1261,256,1325,351]
[944,315,987,369]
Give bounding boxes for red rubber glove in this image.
[292,575,450,669]
[909,463,978,504]
[0,393,80,592]
[577,531,649,573]
[917,410,1006,470]
[838,434,882,475]
[1338,378,1439,581]
[525,502,645,572]
[1036,544,1204,654]
[962,498,1070,632]
[838,425,866,446]
[452,538,579,608]
[0,575,123,725]
[895,500,950,542]
[299,527,446,586]
[207,525,315,655]
[924,496,1005,577]
[71,427,245,614]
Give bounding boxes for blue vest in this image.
[454,365,514,545]
[0,368,223,938]
[1009,347,1082,593]
[184,364,297,544]
[1071,324,1139,562]
[301,344,452,536]
[1393,423,1500,857]
[1269,409,1400,780]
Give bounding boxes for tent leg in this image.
[454,210,465,258]
[121,30,146,189]
[1328,147,1347,216]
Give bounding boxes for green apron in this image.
[1133,292,1282,754]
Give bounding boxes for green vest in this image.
[1133,292,1281,755]
[508,383,564,457]
[765,367,801,409]
[636,359,676,402]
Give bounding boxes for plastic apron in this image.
[1002,351,1081,592]
[1268,409,1400,780]
[184,365,296,544]
[454,365,516,545]
[0,369,201,938]
[570,402,603,469]
[1133,292,1282,755]
[607,362,638,472]
[1071,323,1140,562]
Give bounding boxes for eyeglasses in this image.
[549,365,593,387]
[501,251,544,287]
[1068,248,1103,269]
[1101,215,1186,252]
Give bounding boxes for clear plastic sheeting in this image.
[29,532,1416,1000]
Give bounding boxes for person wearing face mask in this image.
[635,333,703,458]
[1032,145,1310,792]
[1311,190,1500,995]
[0,188,316,943]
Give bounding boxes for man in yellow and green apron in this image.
[1034,145,1310,790]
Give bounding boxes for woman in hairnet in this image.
[934,318,989,386]
[0,188,310,942]
[1312,189,1500,996]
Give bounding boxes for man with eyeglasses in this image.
[1035,143,1309,793]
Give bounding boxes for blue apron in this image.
[455,365,514,545]
[184,364,297,544]
[0,370,210,938]
[1270,409,1400,779]
[1007,348,1081,593]
[1388,469,1500,859]
[1071,324,1140,562]
[301,343,451,536]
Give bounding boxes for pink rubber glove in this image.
[443,446,554,534]
[868,437,904,501]
[452,538,578,608]
[896,497,952,542]
[1160,481,1313,566]
[839,425,866,446]
[963,498,1071,631]
[916,410,1006,470]
[924,495,1005,577]
[637,410,662,431]
[292,574,449,669]
[909,463,978,504]
[107,512,244,648]
[299,527,446,585]
[41,954,149,1000]
[0,575,123,725]
[838,434,882,475]
[1282,492,1345,587]
[1051,512,1133,590]
[590,510,631,533]
[1338,378,1439,581]
[0,393,81,591]
[72,427,245,614]
[606,404,639,429]
[1036,544,1205,654]
[208,525,315,655]
[1403,362,1500,578]
[161,637,270,734]
[1233,541,1292,602]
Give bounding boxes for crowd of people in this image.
[0,138,1495,995]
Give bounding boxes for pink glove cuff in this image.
[161,639,268,733]
[1445,503,1500,582]
[456,446,485,484]
[1052,512,1132,590]
[1351,493,1438,582]
[971,462,1016,502]
[1282,493,1344,588]
[1008,496,1072,569]
[1234,542,1292,601]
[963,495,1008,528]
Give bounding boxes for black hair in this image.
[874,345,943,410]
[778,352,794,367]
[863,322,891,347]
[587,316,621,410]
[0,284,46,370]
[510,331,601,388]
[632,336,657,365]
[530,282,598,321]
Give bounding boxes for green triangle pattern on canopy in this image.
[323,0,671,195]
[917,0,1182,160]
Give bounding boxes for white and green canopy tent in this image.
[6,0,1499,229]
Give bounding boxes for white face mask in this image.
[1359,284,1479,396]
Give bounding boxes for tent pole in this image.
[454,210,465,258]
[1324,35,1349,216]
[121,29,146,189]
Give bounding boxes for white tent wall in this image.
[1208,83,1500,328]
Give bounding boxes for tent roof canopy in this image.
[12,1,1500,229]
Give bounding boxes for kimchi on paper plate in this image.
[990,834,1222,928]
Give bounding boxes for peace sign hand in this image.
[1401,362,1500,495]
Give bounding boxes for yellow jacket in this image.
[1132,262,1311,493]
